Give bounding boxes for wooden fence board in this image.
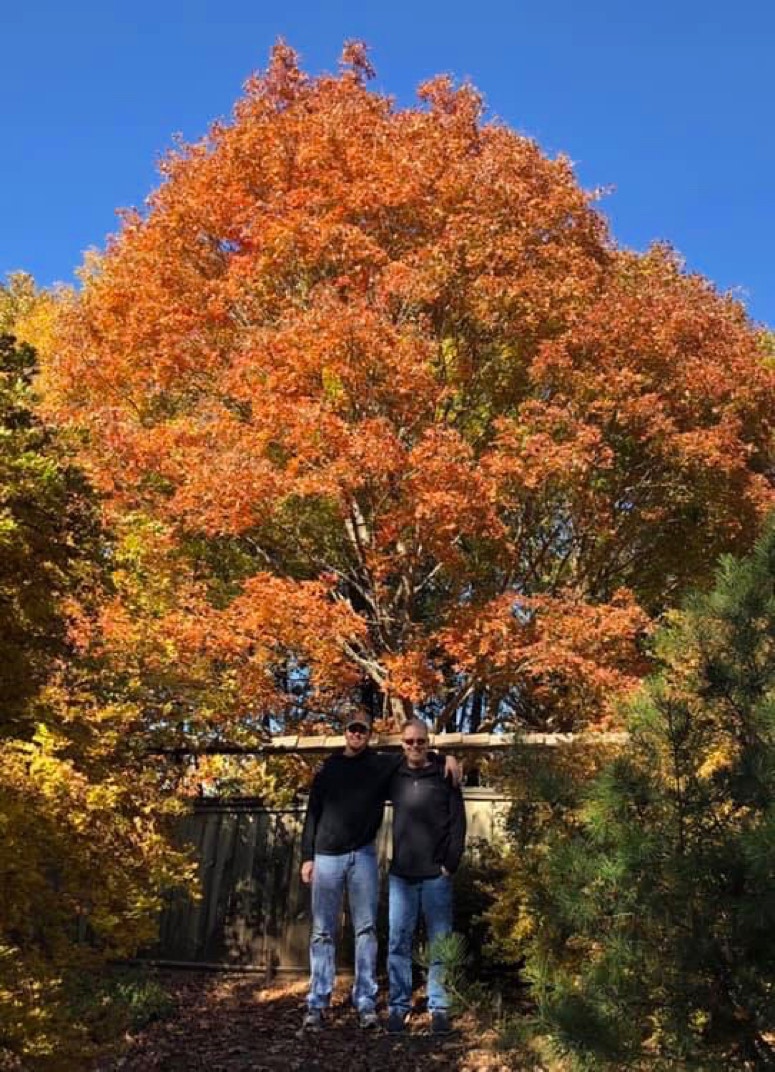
[145,790,507,972]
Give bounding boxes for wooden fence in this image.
[144,789,509,974]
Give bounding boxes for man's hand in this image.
[443,754,463,787]
[301,860,314,885]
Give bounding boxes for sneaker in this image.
[387,1010,406,1034]
[358,1009,379,1030]
[431,1010,451,1035]
[302,1008,324,1031]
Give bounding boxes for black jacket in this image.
[388,761,466,879]
[300,750,401,862]
[300,749,448,862]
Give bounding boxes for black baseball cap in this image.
[344,718,372,732]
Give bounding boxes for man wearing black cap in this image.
[299,718,458,1031]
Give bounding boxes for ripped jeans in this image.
[307,844,379,1013]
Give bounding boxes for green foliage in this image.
[0,334,102,737]
[416,932,471,1015]
[0,965,173,1070]
[416,927,547,1070]
[492,520,775,1069]
[452,838,527,1005]
[66,965,174,1039]
[414,842,529,1022]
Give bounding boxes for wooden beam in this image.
[149,731,628,757]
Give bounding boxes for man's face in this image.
[344,723,371,755]
[401,727,429,768]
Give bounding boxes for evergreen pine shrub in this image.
[491,521,775,1069]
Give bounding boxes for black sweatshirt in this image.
[388,761,466,879]
[300,749,447,862]
[300,750,401,861]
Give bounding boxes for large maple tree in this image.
[46,43,775,740]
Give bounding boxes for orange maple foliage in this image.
[45,42,775,737]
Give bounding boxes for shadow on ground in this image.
[97,972,524,1071]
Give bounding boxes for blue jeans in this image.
[388,872,453,1014]
[307,845,379,1013]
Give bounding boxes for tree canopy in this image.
[46,42,775,740]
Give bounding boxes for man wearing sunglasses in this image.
[299,717,460,1032]
[386,717,467,1036]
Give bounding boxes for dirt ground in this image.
[97,972,535,1072]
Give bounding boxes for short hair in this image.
[401,717,429,739]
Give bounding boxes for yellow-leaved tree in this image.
[0,325,194,1068]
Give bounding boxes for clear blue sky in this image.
[3,0,774,325]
